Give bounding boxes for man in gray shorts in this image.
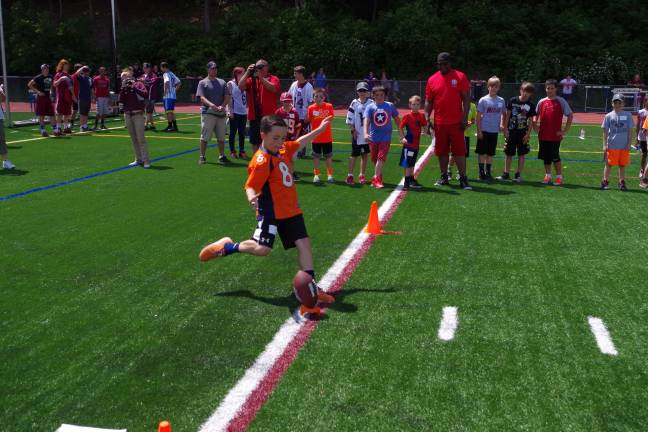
[197,61,231,164]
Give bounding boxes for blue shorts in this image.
[163,98,176,112]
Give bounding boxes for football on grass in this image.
[293,270,318,307]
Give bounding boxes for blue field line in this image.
[0,145,208,202]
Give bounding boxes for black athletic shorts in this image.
[312,142,333,159]
[504,130,530,156]
[476,132,498,156]
[249,119,261,145]
[251,213,308,250]
[399,146,419,168]
[72,101,79,112]
[78,99,91,116]
[351,137,370,157]
[640,140,647,155]
[538,140,561,164]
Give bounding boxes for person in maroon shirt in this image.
[142,62,159,130]
[119,67,151,168]
[238,59,280,152]
[52,59,76,136]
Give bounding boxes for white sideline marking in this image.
[438,306,459,341]
[57,425,126,432]
[198,141,436,432]
[588,316,618,356]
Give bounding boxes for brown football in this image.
[292,270,318,307]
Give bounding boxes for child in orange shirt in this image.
[306,88,335,183]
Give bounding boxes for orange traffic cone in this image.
[364,201,382,234]
[158,420,171,432]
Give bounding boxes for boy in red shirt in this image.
[399,95,427,189]
[306,88,335,183]
[199,114,335,316]
[274,92,301,140]
[534,79,573,185]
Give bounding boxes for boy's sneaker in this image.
[229,151,238,159]
[513,172,522,183]
[600,179,609,190]
[199,156,207,164]
[619,180,628,191]
[542,174,552,184]
[2,160,16,170]
[100,124,108,130]
[554,176,563,186]
[239,151,248,159]
[459,175,472,190]
[218,155,230,164]
[128,160,142,167]
[640,179,648,189]
[358,174,366,184]
[346,174,354,185]
[327,175,335,183]
[435,173,450,186]
[372,176,384,188]
[410,179,423,189]
[63,127,72,134]
[199,237,234,262]
[299,304,322,318]
[313,175,321,184]
[496,172,510,181]
[40,130,49,137]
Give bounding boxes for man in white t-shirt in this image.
[288,65,314,158]
[559,75,577,101]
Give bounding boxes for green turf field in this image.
[2,113,648,431]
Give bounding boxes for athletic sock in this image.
[313,168,320,176]
[224,242,240,256]
[327,167,333,176]
[478,163,485,175]
[305,270,316,279]
[486,164,492,176]
[172,120,177,129]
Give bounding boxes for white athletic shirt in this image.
[346,97,373,145]
[228,79,247,115]
[163,71,180,99]
[288,81,313,121]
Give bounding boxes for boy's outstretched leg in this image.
[199,237,271,261]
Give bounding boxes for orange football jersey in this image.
[307,102,334,143]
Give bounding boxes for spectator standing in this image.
[366,71,377,91]
[161,62,181,132]
[73,66,93,131]
[28,64,55,137]
[52,59,76,136]
[315,68,328,93]
[380,71,391,99]
[559,74,577,101]
[288,65,314,158]
[238,59,281,152]
[142,62,159,130]
[391,77,401,105]
[424,52,472,189]
[197,61,231,164]
[92,66,111,130]
[0,84,16,169]
[119,68,151,168]
[227,66,248,159]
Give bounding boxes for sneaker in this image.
[542,174,552,184]
[299,304,322,318]
[238,151,248,159]
[327,175,335,183]
[313,175,321,184]
[640,169,644,179]
[374,177,384,189]
[80,126,89,132]
[218,155,230,164]
[600,179,609,190]
[410,179,423,189]
[53,129,63,137]
[316,287,335,304]
[640,179,648,189]
[163,126,173,132]
[435,174,450,186]
[128,160,142,167]
[619,180,628,191]
[2,160,16,170]
[346,174,354,185]
[496,172,510,181]
[40,130,49,137]
[513,172,522,183]
[554,176,563,186]
[100,125,107,130]
[229,151,238,159]
[63,127,72,134]
[485,174,494,181]
[402,184,410,191]
[199,237,233,262]
[358,174,366,184]
[199,156,207,165]
[459,175,472,190]
[142,163,151,169]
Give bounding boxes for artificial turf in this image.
[2,113,647,431]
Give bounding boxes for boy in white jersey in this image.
[345,81,373,185]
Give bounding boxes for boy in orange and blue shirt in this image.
[399,95,427,189]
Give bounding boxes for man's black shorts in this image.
[399,146,419,168]
[78,99,91,116]
[538,140,561,164]
[251,213,308,250]
[72,101,79,112]
[640,140,647,155]
[475,131,498,156]
[351,137,370,157]
[504,130,530,156]
[312,142,333,159]
[249,119,261,145]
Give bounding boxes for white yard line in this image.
[438,306,459,341]
[587,316,618,356]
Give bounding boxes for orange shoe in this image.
[317,290,335,304]
[299,304,322,317]
[554,176,562,186]
[199,237,233,262]
[542,174,552,184]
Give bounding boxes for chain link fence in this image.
[3,75,643,114]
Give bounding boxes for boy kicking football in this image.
[199,114,335,316]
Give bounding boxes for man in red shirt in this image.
[92,67,111,130]
[238,59,281,152]
[424,52,472,190]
